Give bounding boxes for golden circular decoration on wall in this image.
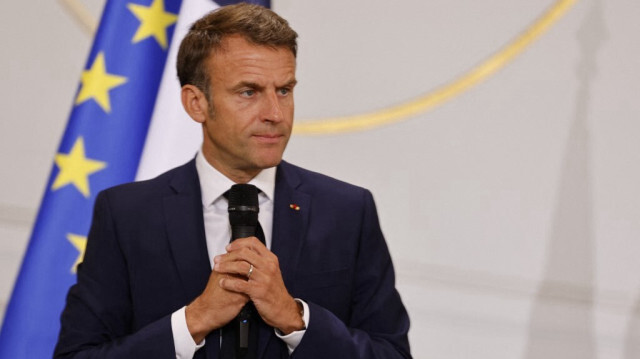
[293,0,578,135]
[58,0,98,34]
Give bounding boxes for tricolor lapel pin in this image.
[289,204,300,211]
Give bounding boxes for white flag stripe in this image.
[136,0,218,181]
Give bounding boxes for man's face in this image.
[200,35,296,181]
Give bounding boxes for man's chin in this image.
[239,157,281,173]
[257,157,283,170]
[251,149,286,170]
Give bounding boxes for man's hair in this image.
[177,3,298,96]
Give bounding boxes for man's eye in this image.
[278,88,290,96]
[241,90,255,97]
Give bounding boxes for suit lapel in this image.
[257,162,310,358]
[271,162,310,290]
[163,160,212,305]
[163,161,222,359]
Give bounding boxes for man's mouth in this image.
[252,134,283,144]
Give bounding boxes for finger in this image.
[214,246,263,267]
[226,236,268,255]
[226,239,277,273]
[214,260,253,278]
[217,262,271,288]
[219,275,253,295]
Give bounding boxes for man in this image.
[55,4,411,358]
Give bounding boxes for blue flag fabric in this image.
[0,0,266,357]
[0,1,183,356]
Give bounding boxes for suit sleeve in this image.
[54,191,176,359]
[292,190,412,358]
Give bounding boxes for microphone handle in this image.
[230,224,256,356]
[231,225,256,241]
[237,306,251,354]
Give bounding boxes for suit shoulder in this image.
[280,161,371,200]
[98,160,196,203]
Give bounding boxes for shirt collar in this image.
[195,149,276,207]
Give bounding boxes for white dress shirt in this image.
[171,150,308,358]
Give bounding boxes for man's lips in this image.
[252,133,284,144]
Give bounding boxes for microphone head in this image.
[228,184,259,238]
[227,184,259,209]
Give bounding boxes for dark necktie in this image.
[220,191,266,359]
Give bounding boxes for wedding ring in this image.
[247,264,254,279]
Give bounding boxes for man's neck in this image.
[200,151,259,184]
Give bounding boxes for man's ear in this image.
[181,85,209,124]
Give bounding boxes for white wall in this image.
[2,0,640,358]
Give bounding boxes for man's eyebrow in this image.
[280,79,298,88]
[231,81,263,91]
[231,79,298,91]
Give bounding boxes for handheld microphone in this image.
[228,183,259,240]
[227,184,259,357]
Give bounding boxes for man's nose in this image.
[263,91,284,122]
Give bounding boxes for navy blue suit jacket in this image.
[55,160,411,358]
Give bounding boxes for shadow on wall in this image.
[524,0,606,357]
[624,293,640,358]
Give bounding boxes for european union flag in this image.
[0,0,268,357]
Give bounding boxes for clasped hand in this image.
[186,237,303,343]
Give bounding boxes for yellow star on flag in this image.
[128,0,178,49]
[67,233,88,273]
[52,137,107,198]
[75,52,127,113]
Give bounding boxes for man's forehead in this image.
[206,35,296,82]
[213,34,296,58]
